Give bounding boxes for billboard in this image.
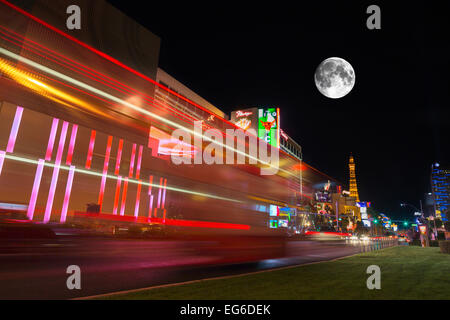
[278,220,289,228]
[230,108,258,131]
[315,191,331,203]
[269,204,279,217]
[269,220,278,228]
[316,203,333,214]
[258,108,280,148]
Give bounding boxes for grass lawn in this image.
[99,246,450,300]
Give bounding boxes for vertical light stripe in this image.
[45,118,59,161]
[128,143,136,177]
[6,106,23,153]
[27,159,45,220]
[120,177,128,216]
[148,195,154,218]
[134,180,142,218]
[135,145,143,179]
[0,151,5,176]
[113,175,122,215]
[114,139,123,175]
[85,130,96,169]
[43,121,68,223]
[66,124,78,165]
[157,177,163,209]
[60,165,75,223]
[161,178,168,209]
[148,175,153,195]
[98,136,113,211]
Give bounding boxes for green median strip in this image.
[94,246,450,300]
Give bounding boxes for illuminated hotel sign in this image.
[230,107,258,131]
[231,107,280,148]
[235,110,253,118]
[258,108,280,148]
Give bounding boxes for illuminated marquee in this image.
[258,108,280,148]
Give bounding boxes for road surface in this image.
[0,236,361,299]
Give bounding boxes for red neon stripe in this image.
[98,135,113,210]
[66,124,78,165]
[73,212,250,230]
[120,177,128,216]
[6,106,23,153]
[113,175,122,215]
[85,130,96,169]
[114,139,123,175]
[135,145,143,179]
[128,143,136,178]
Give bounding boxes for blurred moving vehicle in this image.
[304,225,351,241]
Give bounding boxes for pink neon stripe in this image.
[66,124,78,165]
[27,159,45,220]
[135,145,143,179]
[128,143,136,177]
[45,118,59,161]
[6,106,23,153]
[161,179,167,209]
[113,176,122,215]
[44,121,68,223]
[60,165,75,223]
[85,130,96,169]
[148,175,153,195]
[0,151,5,175]
[148,195,154,218]
[98,136,113,210]
[114,139,123,175]
[134,180,142,218]
[120,177,128,216]
[157,177,163,209]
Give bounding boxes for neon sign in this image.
[235,110,253,118]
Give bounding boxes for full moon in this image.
[314,57,355,99]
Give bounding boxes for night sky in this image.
[108,1,450,219]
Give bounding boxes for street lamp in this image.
[400,202,423,217]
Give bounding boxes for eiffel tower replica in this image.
[349,154,360,202]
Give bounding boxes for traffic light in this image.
[374,219,378,224]
[404,221,408,226]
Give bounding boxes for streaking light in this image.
[60,165,75,223]
[26,159,45,220]
[6,106,23,153]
